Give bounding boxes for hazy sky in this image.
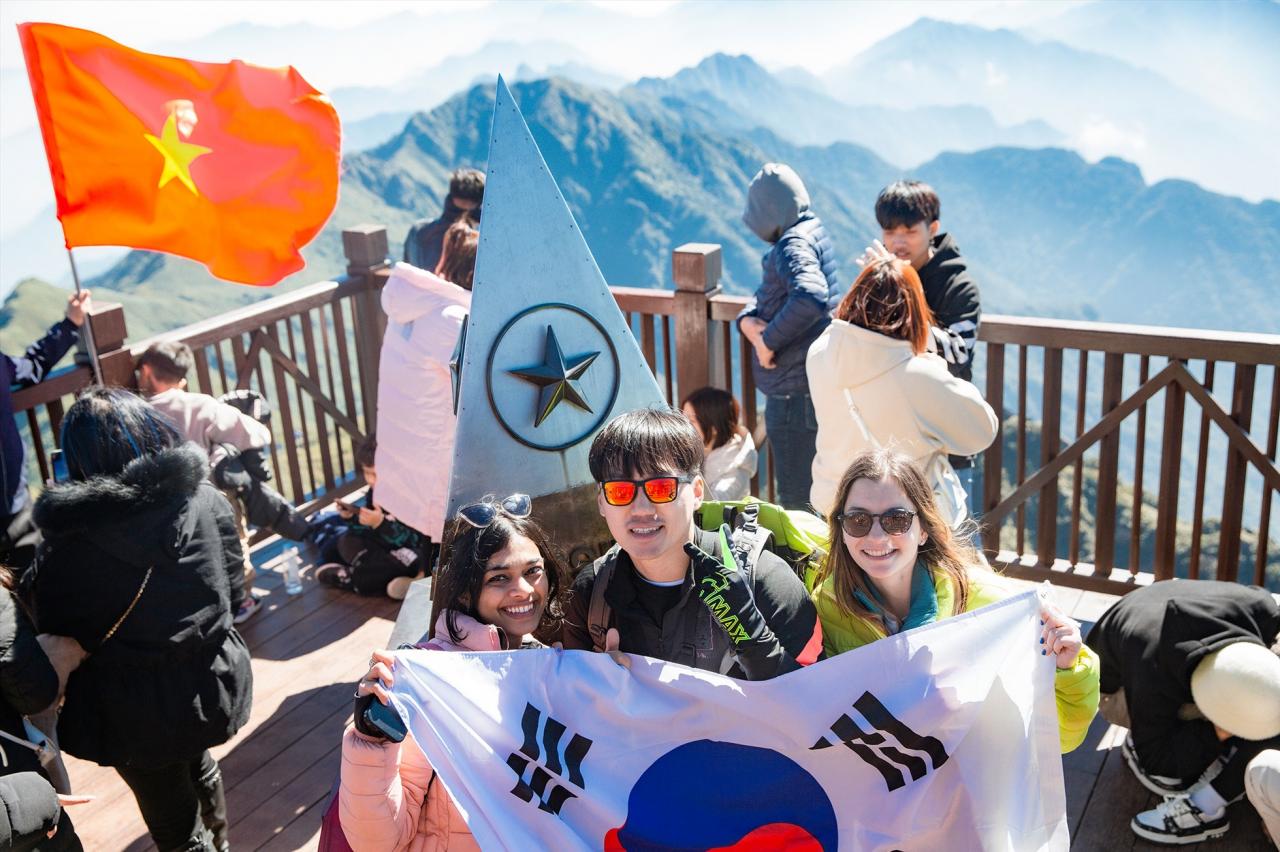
[1,0,1081,81]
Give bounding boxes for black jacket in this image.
[27,445,252,769]
[916,232,981,384]
[403,196,478,272]
[1086,580,1280,781]
[561,528,819,680]
[0,591,59,777]
[738,213,841,397]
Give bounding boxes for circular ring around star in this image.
[486,303,621,451]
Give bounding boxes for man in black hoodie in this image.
[862,181,981,504]
[1087,580,1280,845]
[403,167,484,272]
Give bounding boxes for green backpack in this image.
[695,498,830,592]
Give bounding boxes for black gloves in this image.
[685,526,775,652]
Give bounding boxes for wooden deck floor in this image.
[65,568,1268,850]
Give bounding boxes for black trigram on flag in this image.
[506,703,593,816]
[810,691,949,791]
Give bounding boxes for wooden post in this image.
[671,243,722,402]
[343,225,391,433]
[77,303,133,387]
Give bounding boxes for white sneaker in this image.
[1131,794,1229,845]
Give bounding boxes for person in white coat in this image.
[374,223,477,558]
[681,386,758,501]
[807,257,997,522]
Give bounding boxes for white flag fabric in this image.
[387,589,1068,851]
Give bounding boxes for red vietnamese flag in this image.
[19,23,341,286]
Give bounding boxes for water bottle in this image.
[282,546,303,595]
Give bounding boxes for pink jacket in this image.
[339,611,507,852]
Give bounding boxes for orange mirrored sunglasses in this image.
[599,475,691,507]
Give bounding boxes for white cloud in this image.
[1071,115,1148,160]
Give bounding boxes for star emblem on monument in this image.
[508,325,600,427]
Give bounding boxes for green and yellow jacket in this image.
[814,564,1099,753]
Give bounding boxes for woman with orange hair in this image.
[806,257,997,522]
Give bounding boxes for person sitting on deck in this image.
[316,436,431,601]
[560,407,822,679]
[1086,580,1280,846]
[339,494,565,850]
[136,340,308,624]
[811,448,1099,753]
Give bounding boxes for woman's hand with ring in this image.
[357,648,397,705]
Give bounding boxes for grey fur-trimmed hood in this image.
[33,443,209,536]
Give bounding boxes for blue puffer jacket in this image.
[738,212,841,396]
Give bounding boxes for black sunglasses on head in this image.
[836,508,918,537]
[456,493,532,529]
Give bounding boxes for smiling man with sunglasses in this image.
[561,408,821,680]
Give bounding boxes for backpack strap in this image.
[586,550,619,653]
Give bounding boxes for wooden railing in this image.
[9,227,1278,593]
[12,227,393,525]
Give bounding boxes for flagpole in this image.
[66,248,105,386]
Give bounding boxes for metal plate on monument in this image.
[445,76,668,565]
[488,303,620,450]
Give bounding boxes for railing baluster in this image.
[981,343,1005,556]
[283,317,318,499]
[1188,361,1216,580]
[1037,348,1064,568]
[46,398,65,446]
[1016,345,1028,556]
[1093,353,1124,576]
[1255,366,1279,586]
[26,409,48,481]
[265,323,305,503]
[214,340,229,392]
[300,309,335,490]
[1216,363,1257,582]
[320,302,346,479]
[1153,359,1186,580]
[661,315,674,404]
[641,314,657,375]
[1069,351,1088,567]
[194,345,214,396]
[1130,355,1150,577]
[739,332,760,497]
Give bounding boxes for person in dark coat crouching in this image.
[25,387,252,852]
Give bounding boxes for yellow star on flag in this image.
[143,112,212,195]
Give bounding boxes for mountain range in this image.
[5,68,1277,348]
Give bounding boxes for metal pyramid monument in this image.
[447,77,667,563]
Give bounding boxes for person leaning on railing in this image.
[0,289,92,574]
[812,449,1099,754]
[23,388,252,852]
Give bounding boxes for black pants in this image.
[1213,734,1280,802]
[336,533,421,596]
[116,750,228,852]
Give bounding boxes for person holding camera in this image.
[338,494,565,850]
